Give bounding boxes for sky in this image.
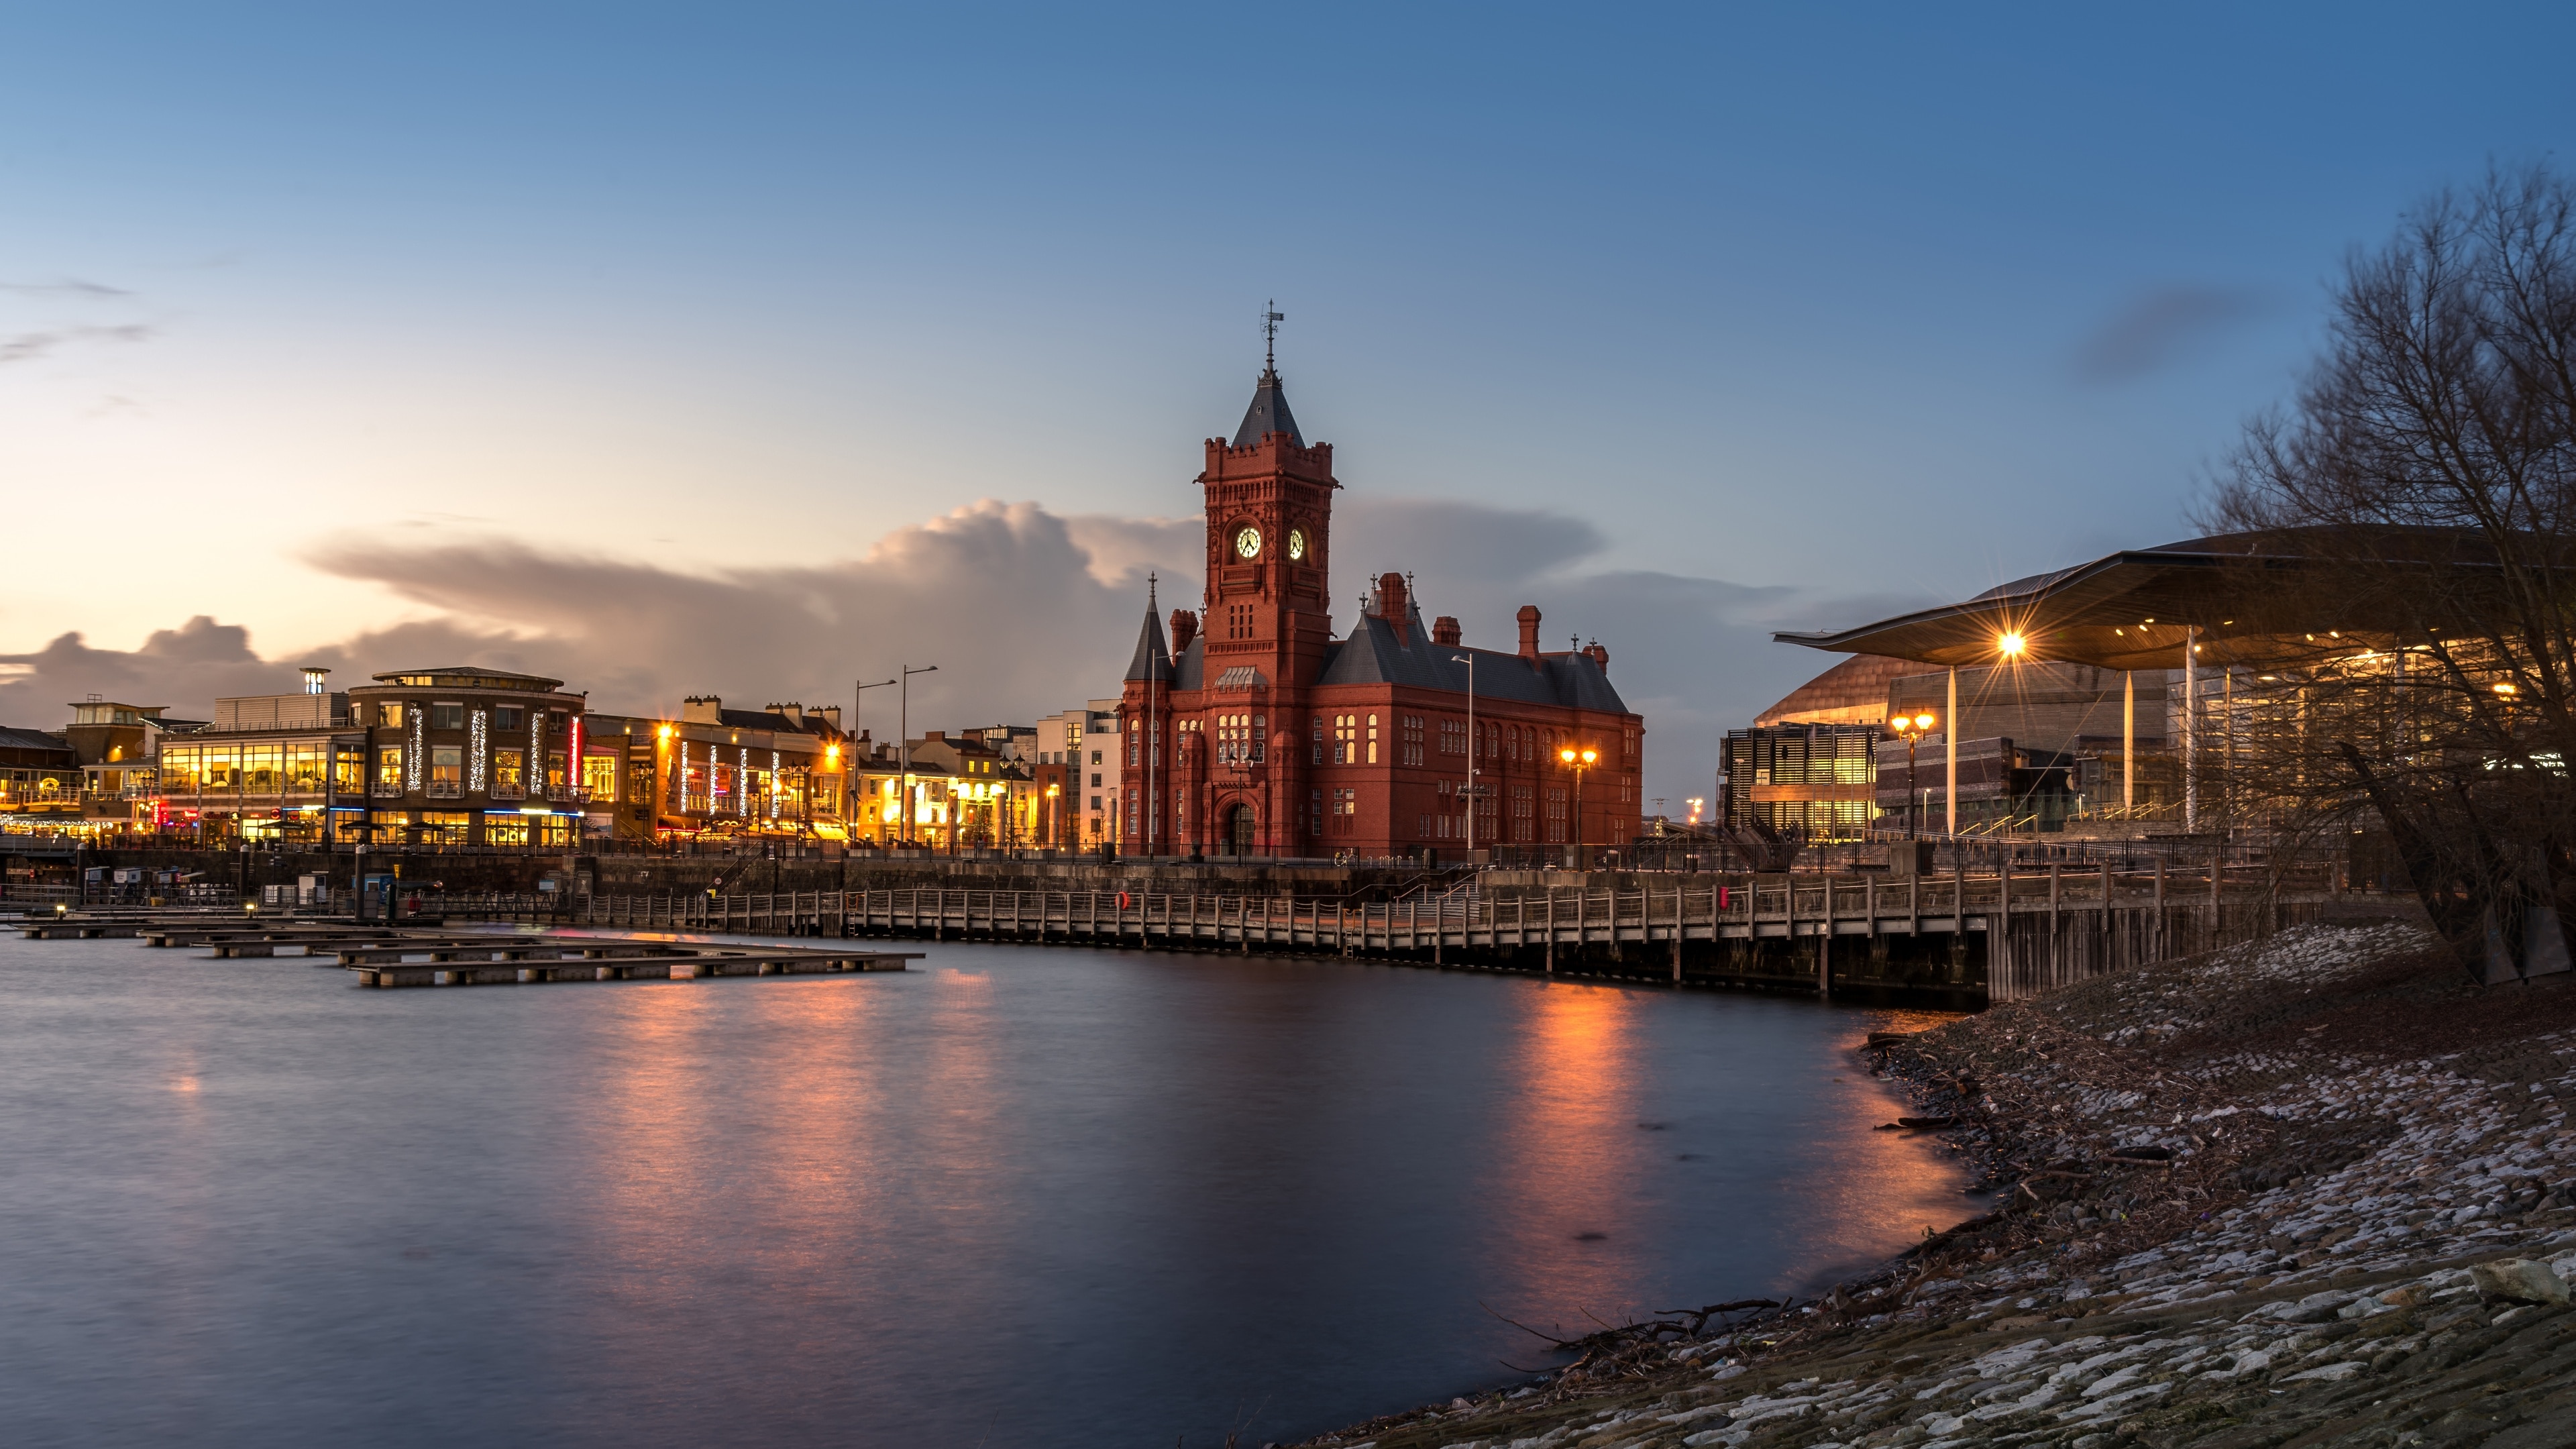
[5,3,2573,811]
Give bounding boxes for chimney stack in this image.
[1432,616,1461,647]
[1169,608,1198,654]
[1377,572,1409,643]
[1517,605,1543,660]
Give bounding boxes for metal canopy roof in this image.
[1772,529,2484,670]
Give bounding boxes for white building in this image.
[1038,700,1124,847]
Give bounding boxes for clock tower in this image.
[1199,360,1338,693]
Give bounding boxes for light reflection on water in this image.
[0,936,1964,1448]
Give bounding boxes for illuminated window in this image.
[376,747,403,790]
[582,756,617,802]
[483,816,530,846]
[1366,714,1379,764]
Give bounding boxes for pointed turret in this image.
[1231,366,1305,448]
[1124,604,1173,682]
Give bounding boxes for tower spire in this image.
[1262,300,1284,375]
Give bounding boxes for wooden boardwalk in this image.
[437,863,2333,1003]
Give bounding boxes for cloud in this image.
[2072,286,2265,382]
[0,498,1906,815]
[0,278,130,299]
[0,323,155,364]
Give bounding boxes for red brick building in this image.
[1116,360,1642,859]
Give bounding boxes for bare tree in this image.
[2204,163,2576,979]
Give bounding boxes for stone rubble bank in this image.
[1297,920,2576,1449]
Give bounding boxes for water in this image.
[0,933,1965,1448]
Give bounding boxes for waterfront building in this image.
[1719,724,1880,840]
[148,669,364,845]
[1732,653,2180,836]
[843,735,956,847]
[0,724,83,824]
[65,698,200,828]
[1116,357,1642,859]
[904,730,1032,849]
[340,666,589,848]
[623,696,853,839]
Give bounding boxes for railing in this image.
[426,781,462,800]
[491,783,525,801]
[370,782,401,798]
[407,863,2339,1004]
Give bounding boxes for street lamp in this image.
[1888,709,1939,841]
[1556,743,1599,861]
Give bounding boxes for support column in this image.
[2182,628,2198,832]
[1945,666,1959,837]
[2121,670,2135,816]
[1816,928,1829,1000]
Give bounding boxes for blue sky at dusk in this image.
[4,3,2571,806]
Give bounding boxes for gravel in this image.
[1295,918,2576,1449]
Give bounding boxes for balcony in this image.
[491,783,526,801]
[370,782,402,798]
[427,780,462,800]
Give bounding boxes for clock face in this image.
[1234,527,1261,559]
[1287,528,1307,561]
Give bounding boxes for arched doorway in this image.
[1226,803,1257,856]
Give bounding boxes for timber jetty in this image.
[414,859,2337,1005]
[5,909,919,989]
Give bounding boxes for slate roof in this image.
[713,707,837,738]
[1123,608,1174,683]
[1313,604,1630,713]
[1231,368,1304,448]
[0,726,75,760]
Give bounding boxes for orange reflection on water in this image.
[1798,1006,1980,1272]
[1485,981,1647,1315]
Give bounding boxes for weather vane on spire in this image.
[1263,299,1285,373]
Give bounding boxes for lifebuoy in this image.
[1118,891,1131,910]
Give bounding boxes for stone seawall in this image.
[1301,915,2576,1449]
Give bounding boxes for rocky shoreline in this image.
[1293,918,2576,1449]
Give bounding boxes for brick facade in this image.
[1116,366,1642,859]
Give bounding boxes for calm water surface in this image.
[0,932,1963,1447]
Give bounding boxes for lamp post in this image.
[1888,709,1939,841]
[1556,743,1598,863]
[1452,653,1479,853]
[896,665,936,848]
